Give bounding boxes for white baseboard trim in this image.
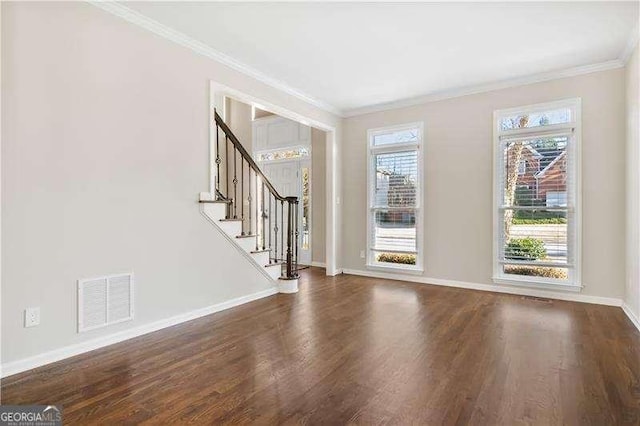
[622,303,640,332]
[342,268,623,307]
[326,268,343,277]
[1,287,278,378]
[311,261,326,268]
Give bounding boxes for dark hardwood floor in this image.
[2,268,639,424]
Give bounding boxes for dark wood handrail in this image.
[214,111,291,203]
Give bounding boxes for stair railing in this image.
[211,110,299,280]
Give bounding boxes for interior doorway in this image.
[221,96,326,268]
[262,159,311,265]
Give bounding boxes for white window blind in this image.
[494,99,580,287]
[368,123,422,271]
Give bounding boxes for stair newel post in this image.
[295,198,299,274]
[284,196,299,279]
[286,198,295,279]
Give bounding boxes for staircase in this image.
[199,111,299,293]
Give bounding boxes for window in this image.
[546,191,567,207]
[517,159,526,175]
[494,99,581,289]
[301,166,310,250]
[256,146,310,162]
[368,123,423,271]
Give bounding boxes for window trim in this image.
[492,98,582,289]
[366,122,424,273]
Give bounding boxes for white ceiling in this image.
[125,2,639,116]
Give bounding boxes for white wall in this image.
[626,43,640,320]
[1,2,341,366]
[342,68,626,300]
[225,97,253,148]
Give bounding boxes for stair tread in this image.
[199,199,232,204]
[236,234,258,239]
[220,218,242,222]
[251,249,271,254]
[264,262,285,267]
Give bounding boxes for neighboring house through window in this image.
[493,99,581,289]
[367,123,423,271]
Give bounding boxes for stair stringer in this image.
[199,200,298,293]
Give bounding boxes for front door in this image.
[262,160,312,266]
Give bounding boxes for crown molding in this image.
[89,1,634,120]
[88,1,343,117]
[620,21,640,65]
[342,59,624,117]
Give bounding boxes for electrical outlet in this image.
[360,250,365,259]
[24,307,40,328]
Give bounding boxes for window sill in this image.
[367,264,424,275]
[492,276,582,293]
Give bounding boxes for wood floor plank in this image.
[2,268,639,424]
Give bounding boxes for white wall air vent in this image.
[78,273,134,332]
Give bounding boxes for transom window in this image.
[494,99,581,289]
[367,123,423,271]
[256,146,310,162]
